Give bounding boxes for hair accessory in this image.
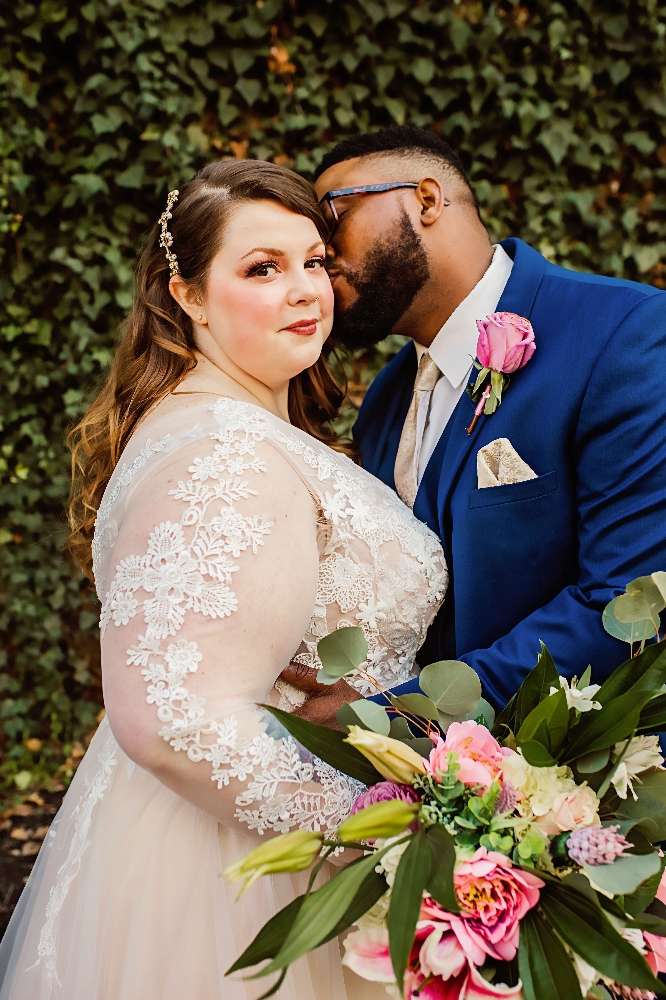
[159,189,180,276]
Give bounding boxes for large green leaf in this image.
[390,692,440,721]
[388,830,431,993]
[518,907,583,1000]
[261,845,396,974]
[583,850,662,895]
[616,769,666,841]
[637,692,666,734]
[516,686,569,755]
[425,824,460,914]
[513,643,561,732]
[594,639,666,707]
[560,697,643,763]
[226,895,304,975]
[316,627,368,681]
[625,855,666,916]
[262,705,383,785]
[539,880,664,993]
[418,660,481,716]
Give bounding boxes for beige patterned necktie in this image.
[394,352,442,508]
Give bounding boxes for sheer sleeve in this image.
[99,412,364,839]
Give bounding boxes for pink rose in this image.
[476,312,536,374]
[427,721,513,791]
[645,869,666,973]
[451,848,543,963]
[352,781,419,813]
[537,783,599,837]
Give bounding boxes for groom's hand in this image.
[278,663,362,730]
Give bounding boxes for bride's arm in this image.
[100,433,363,837]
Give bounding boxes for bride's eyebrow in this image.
[239,241,324,260]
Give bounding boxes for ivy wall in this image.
[1,0,665,792]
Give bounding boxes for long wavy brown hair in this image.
[68,159,354,580]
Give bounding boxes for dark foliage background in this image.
[1,0,665,794]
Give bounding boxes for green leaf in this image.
[603,599,657,644]
[625,855,666,916]
[520,739,559,767]
[388,830,431,992]
[561,697,643,764]
[262,705,382,785]
[595,640,666,707]
[513,643,560,732]
[226,895,304,974]
[418,659,481,716]
[583,851,662,896]
[425,824,460,913]
[518,907,583,1000]
[517,686,569,754]
[575,747,611,773]
[637,693,666,734]
[347,700,391,736]
[613,575,666,623]
[616,769,666,841]
[262,847,394,974]
[539,880,664,992]
[390,692,440,721]
[389,717,414,741]
[317,628,368,679]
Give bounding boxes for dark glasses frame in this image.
[318,182,419,235]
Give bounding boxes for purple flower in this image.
[495,779,517,815]
[566,824,633,866]
[352,782,418,814]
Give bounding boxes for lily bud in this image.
[345,726,427,784]
[223,829,324,896]
[337,800,420,843]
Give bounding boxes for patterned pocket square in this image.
[477,438,537,489]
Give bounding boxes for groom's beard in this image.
[329,209,430,351]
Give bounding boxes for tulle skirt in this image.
[0,719,384,1000]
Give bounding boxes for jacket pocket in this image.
[468,471,557,509]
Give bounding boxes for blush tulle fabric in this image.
[0,398,447,999]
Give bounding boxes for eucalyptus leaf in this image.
[603,598,657,643]
[347,699,391,736]
[390,692,440,722]
[575,747,611,773]
[584,851,662,896]
[389,717,414,741]
[404,737,436,757]
[418,660,481,716]
[613,575,666,623]
[336,702,367,732]
[316,627,368,678]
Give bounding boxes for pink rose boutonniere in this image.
[466,312,536,435]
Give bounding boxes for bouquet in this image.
[224,573,666,1000]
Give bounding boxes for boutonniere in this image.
[466,311,536,435]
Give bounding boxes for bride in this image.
[0,160,447,999]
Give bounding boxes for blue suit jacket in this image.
[356,238,666,710]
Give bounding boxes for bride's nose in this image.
[286,276,320,307]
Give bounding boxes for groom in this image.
[305,124,666,714]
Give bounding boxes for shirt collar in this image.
[415,244,514,389]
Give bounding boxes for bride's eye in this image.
[247,260,280,278]
[304,256,326,270]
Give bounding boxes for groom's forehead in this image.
[313,155,417,199]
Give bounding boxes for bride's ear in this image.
[169,275,207,326]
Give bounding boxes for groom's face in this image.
[314,159,430,350]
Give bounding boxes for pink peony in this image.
[448,848,542,963]
[427,721,513,791]
[476,312,536,374]
[351,781,419,813]
[342,926,395,983]
[645,869,666,974]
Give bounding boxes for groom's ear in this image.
[414,177,450,228]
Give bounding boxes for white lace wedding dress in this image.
[0,398,447,1000]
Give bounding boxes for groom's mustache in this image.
[328,209,430,350]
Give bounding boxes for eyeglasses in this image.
[318,182,418,239]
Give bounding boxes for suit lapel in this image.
[419,238,548,536]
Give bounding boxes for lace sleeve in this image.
[99,414,364,837]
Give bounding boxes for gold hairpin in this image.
[158,189,180,276]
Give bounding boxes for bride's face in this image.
[193,200,333,387]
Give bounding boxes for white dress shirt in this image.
[414,244,514,484]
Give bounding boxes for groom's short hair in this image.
[314,125,473,201]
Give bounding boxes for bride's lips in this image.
[282,318,319,336]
